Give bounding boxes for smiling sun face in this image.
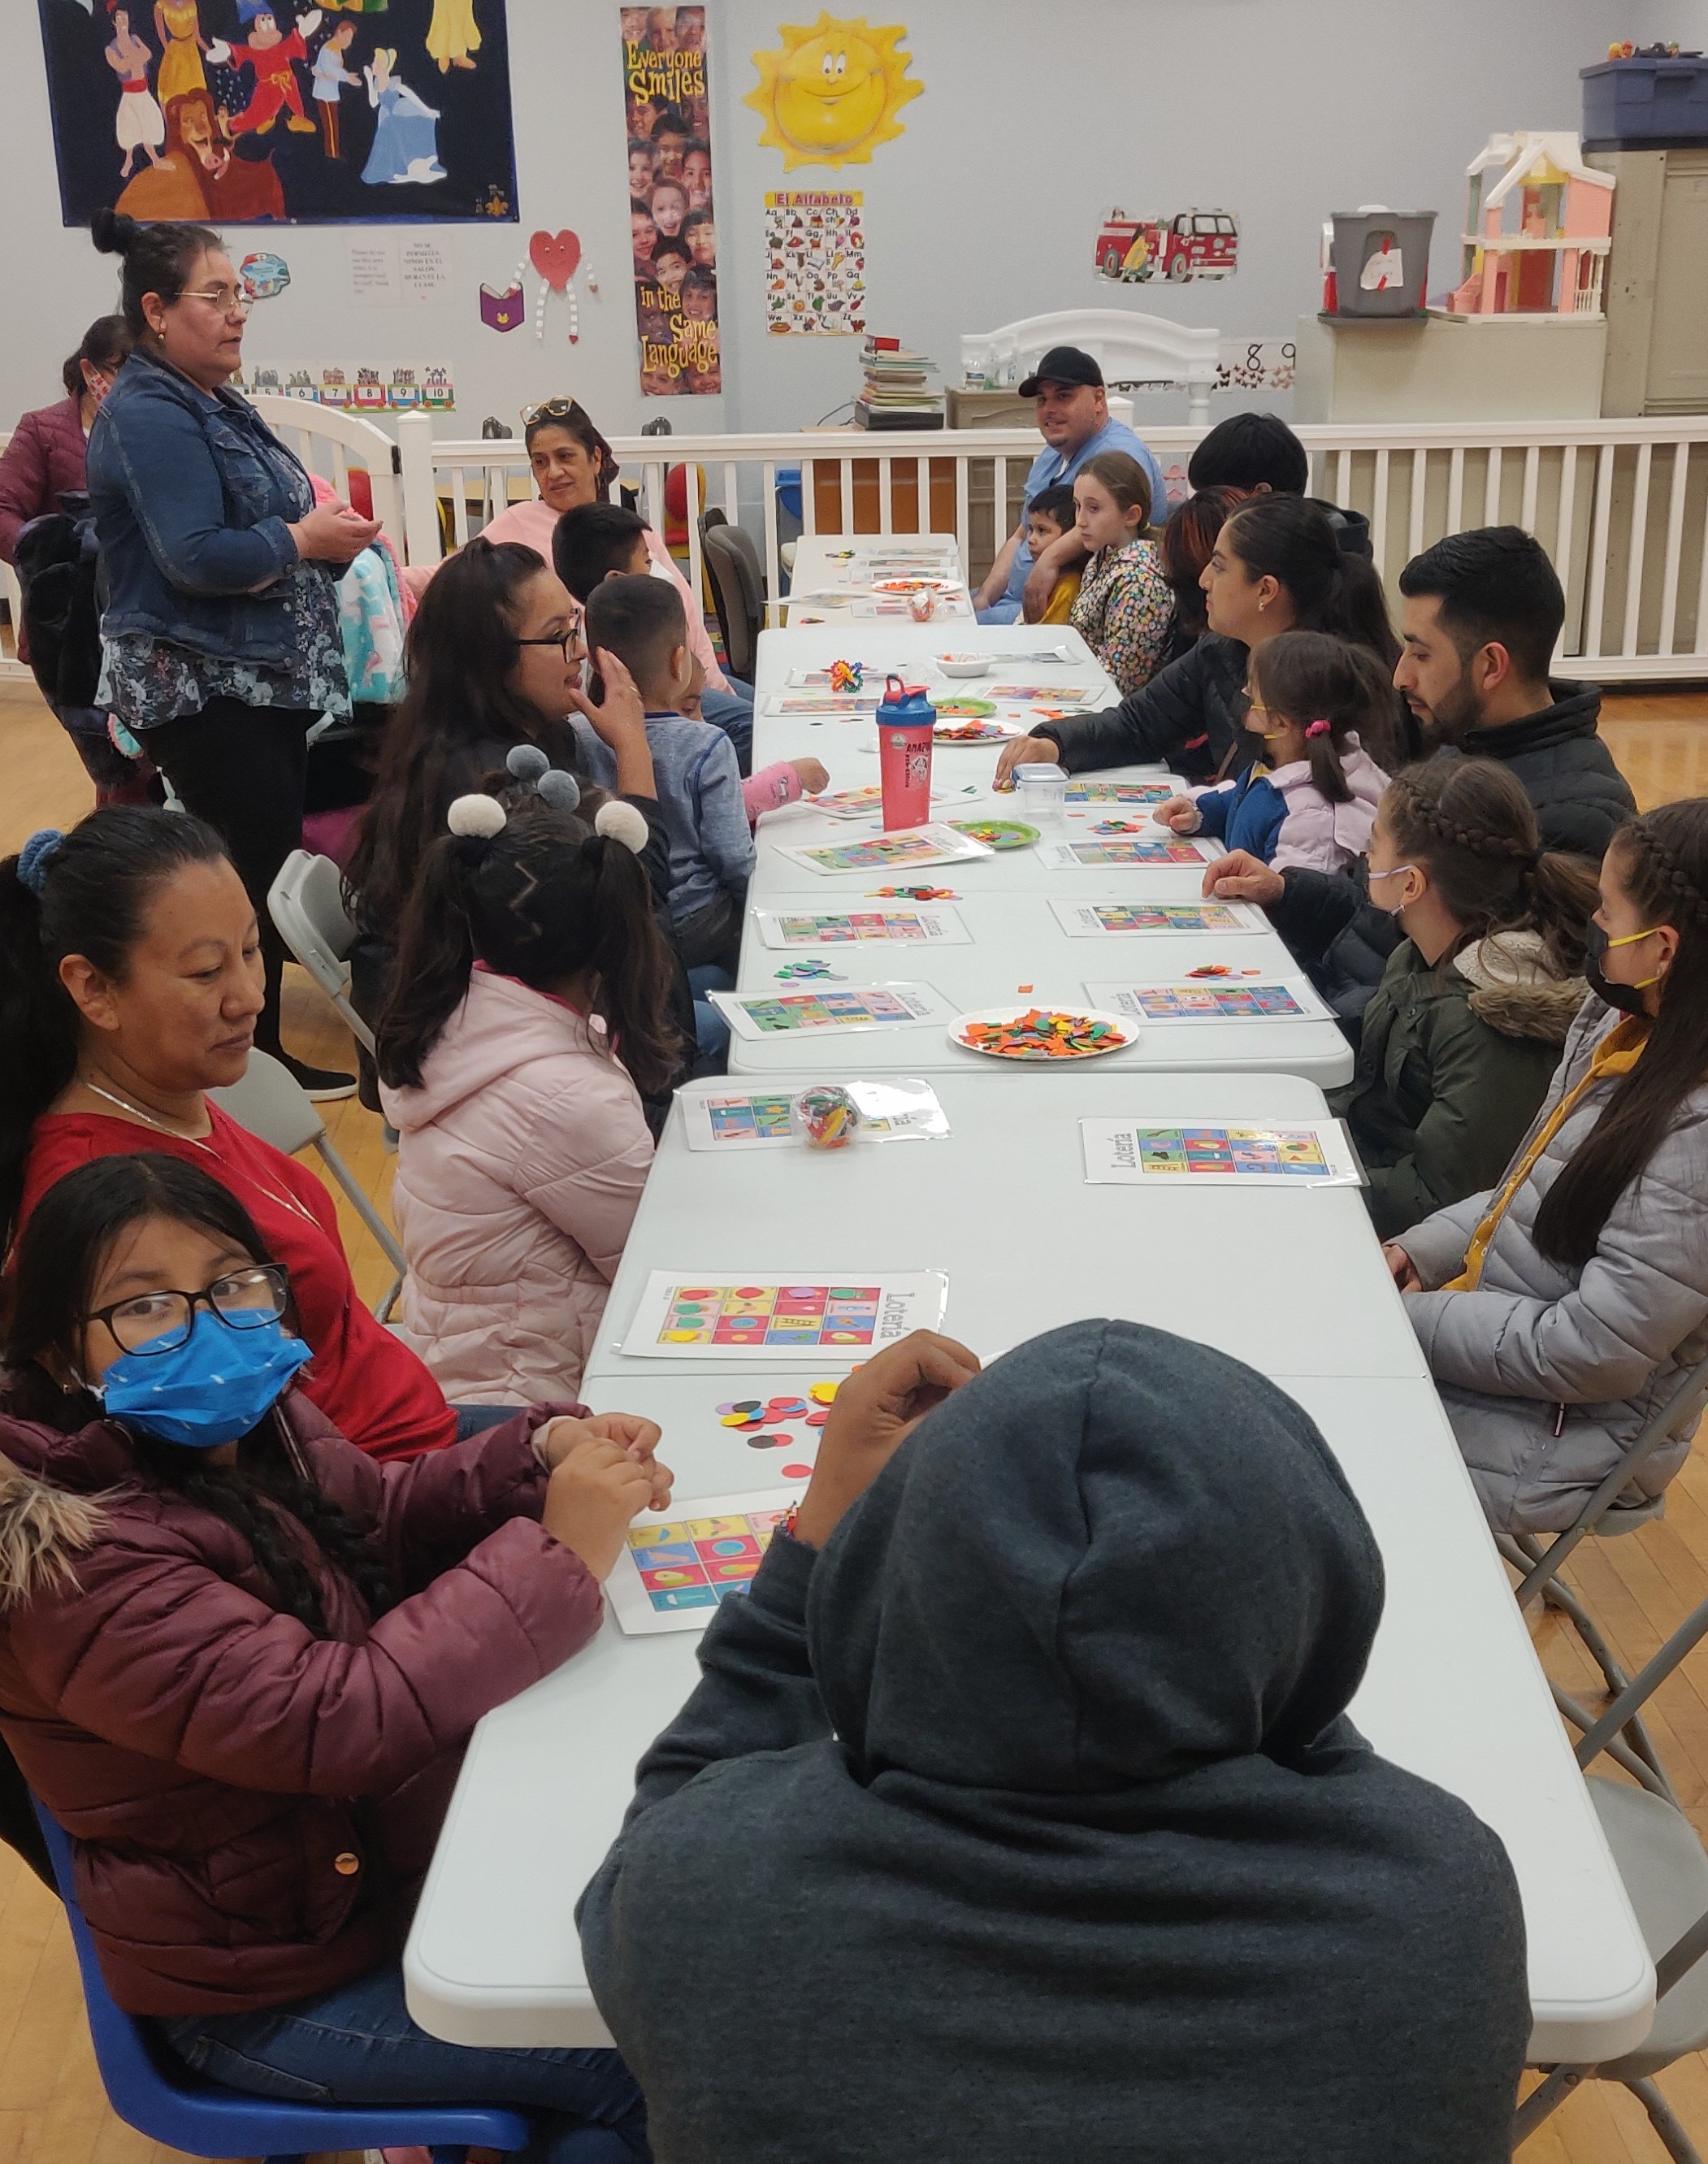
[746,14,921,169]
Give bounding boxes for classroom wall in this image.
[0,0,1641,443]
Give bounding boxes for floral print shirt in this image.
[1069,538,1173,697]
[98,559,349,729]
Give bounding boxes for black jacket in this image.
[1267,859,1399,1032]
[1039,633,1251,785]
[1451,681,1634,860]
[580,1321,1530,2164]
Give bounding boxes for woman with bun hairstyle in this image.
[0,315,132,566]
[0,806,457,1462]
[1389,798,1708,1533]
[377,770,675,1403]
[997,495,1406,791]
[85,210,382,1098]
[1330,757,1597,1241]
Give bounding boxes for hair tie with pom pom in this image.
[595,800,650,855]
[1304,720,1333,739]
[505,744,550,785]
[17,828,66,896]
[447,794,507,839]
[536,769,582,813]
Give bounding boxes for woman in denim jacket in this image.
[85,210,379,1097]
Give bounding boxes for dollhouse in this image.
[1446,131,1614,319]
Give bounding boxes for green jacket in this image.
[1329,932,1586,1240]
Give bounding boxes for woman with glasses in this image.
[0,314,138,802]
[85,210,382,1100]
[0,1151,659,2161]
[479,395,754,770]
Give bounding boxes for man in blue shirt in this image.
[972,346,1165,625]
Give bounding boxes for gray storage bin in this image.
[1329,210,1437,318]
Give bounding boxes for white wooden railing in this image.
[7,407,1708,687]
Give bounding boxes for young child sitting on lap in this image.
[1153,631,1389,873]
[1329,757,1596,1240]
[554,503,826,818]
[1386,798,1708,1536]
[378,768,678,1403]
[1067,453,1173,696]
[1023,484,1081,624]
[574,575,752,979]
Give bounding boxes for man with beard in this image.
[1394,526,1632,858]
[1200,525,1634,1029]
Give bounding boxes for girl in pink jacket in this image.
[377,771,683,1405]
[1152,631,1394,875]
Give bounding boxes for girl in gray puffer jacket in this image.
[1387,799,1708,1534]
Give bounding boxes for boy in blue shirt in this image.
[575,575,752,977]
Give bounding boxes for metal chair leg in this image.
[1551,1680,1677,1803]
[1625,2076,1706,2164]
[1512,2065,1584,2144]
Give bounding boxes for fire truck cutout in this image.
[1095,208,1239,284]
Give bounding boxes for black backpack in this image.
[13,491,103,710]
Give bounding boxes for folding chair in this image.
[1512,1602,1708,2162]
[699,518,763,679]
[1498,1347,1708,1808]
[211,1049,405,1322]
[268,848,375,1056]
[28,1801,555,2164]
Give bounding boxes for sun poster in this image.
[37,0,518,227]
[620,6,720,396]
[765,190,865,335]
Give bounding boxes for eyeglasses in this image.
[514,614,585,664]
[522,396,583,427]
[184,287,254,316]
[85,1264,291,1357]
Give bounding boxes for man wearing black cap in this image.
[972,345,1164,624]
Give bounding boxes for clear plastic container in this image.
[1013,761,1069,826]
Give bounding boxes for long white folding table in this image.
[737,622,1355,1086]
[783,532,972,623]
[404,1069,1654,2068]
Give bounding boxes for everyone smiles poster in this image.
[620,5,720,396]
[37,0,518,225]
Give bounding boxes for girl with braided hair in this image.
[1389,796,1708,1533]
[1328,757,1597,1239]
[375,757,678,1404]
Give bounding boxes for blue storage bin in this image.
[1581,57,1708,150]
[776,466,803,521]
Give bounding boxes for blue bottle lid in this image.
[879,673,935,724]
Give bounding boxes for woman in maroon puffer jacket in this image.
[0,1152,662,2162]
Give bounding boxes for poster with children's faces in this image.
[37,0,518,227]
[764,190,866,335]
[621,6,720,395]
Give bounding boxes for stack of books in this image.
[854,336,945,431]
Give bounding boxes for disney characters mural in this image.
[38,0,517,223]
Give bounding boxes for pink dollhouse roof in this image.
[1470,130,1615,210]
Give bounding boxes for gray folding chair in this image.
[267,848,375,1056]
[1515,1594,1708,2161]
[699,518,763,679]
[210,1049,404,1323]
[1498,1347,1708,1808]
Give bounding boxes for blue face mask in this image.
[97,1310,312,1450]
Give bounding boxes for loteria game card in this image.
[709,982,951,1040]
[1049,899,1267,938]
[1079,1120,1363,1187]
[620,1272,949,1359]
[1084,978,1331,1024]
[1038,837,1220,871]
[606,1489,796,1634]
[775,824,994,878]
[756,904,970,946]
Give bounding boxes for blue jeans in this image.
[700,678,752,774]
[160,1962,648,2164]
[453,1403,519,1442]
[686,962,731,1063]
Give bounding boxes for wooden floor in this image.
[2,675,1707,2164]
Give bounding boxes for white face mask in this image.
[1368,862,1419,918]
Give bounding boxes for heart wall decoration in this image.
[489,228,600,344]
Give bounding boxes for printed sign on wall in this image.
[764,190,865,334]
[232,358,456,409]
[746,13,921,170]
[38,0,518,225]
[620,5,720,395]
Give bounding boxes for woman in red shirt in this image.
[1,807,455,1461]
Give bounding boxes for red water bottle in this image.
[876,674,934,829]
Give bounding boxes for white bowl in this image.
[935,655,990,679]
